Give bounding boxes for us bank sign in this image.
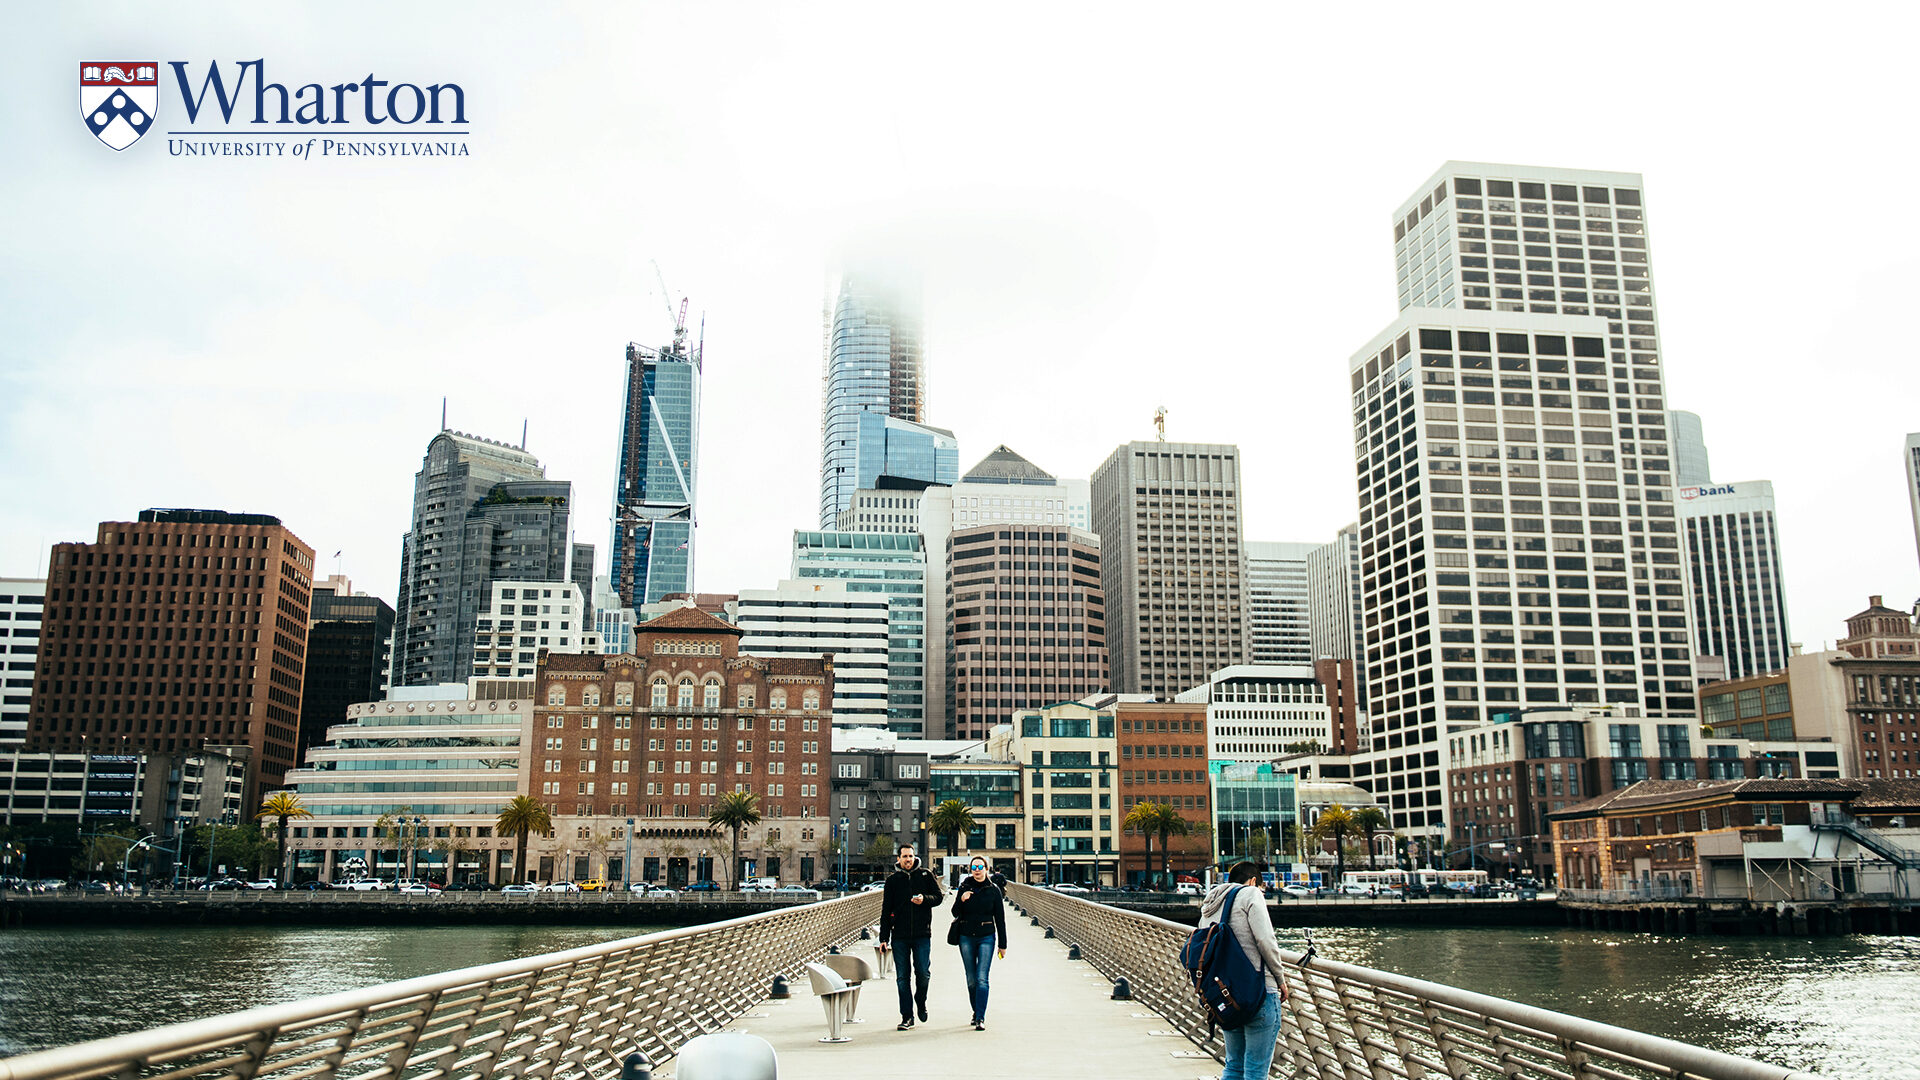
[80,59,471,159]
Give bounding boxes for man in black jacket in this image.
[877,843,943,1029]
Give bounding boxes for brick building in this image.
[26,509,315,807]
[1115,698,1210,886]
[530,605,833,886]
[1315,658,1367,754]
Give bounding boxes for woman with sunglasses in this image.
[948,856,1007,1030]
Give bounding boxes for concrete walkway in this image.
[690,901,1216,1080]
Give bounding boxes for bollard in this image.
[1111,976,1132,1000]
[769,974,791,999]
[620,1052,651,1080]
[828,943,840,954]
[1044,927,1055,939]
[1066,943,1081,960]
[1030,915,1040,926]
[859,926,872,939]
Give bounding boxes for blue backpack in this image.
[1178,885,1268,1031]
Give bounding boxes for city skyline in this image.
[5,7,1919,657]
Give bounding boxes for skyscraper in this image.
[1305,524,1366,707]
[1091,441,1248,698]
[736,580,891,728]
[790,531,928,735]
[393,432,593,687]
[1348,163,1696,847]
[26,509,315,804]
[1246,542,1315,666]
[820,273,927,527]
[1906,432,1920,574]
[299,575,394,760]
[946,524,1107,740]
[856,413,958,493]
[1668,410,1712,488]
[610,332,702,609]
[0,577,44,745]
[1680,480,1792,681]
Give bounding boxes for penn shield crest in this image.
[80,63,159,150]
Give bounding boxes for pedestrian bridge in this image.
[0,884,1819,1080]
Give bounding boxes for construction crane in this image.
[652,260,689,354]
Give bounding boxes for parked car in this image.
[630,882,679,898]
[1340,882,1378,897]
[201,877,249,891]
[577,878,607,892]
[544,881,581,893]
[399,883,440,896]
[335,878,390,891]
[685,880,720,892]
[774,885,822,900]
[501,883,539,897]
[78,880,110,893]
[1050,883,1090,894]
[1279,883,1316,899]
[859,881,887,893]
[245,880,279,890]
[1402,884,1432,899]
[451,881,493,892]
[811,879,840,891]
[1175,881,1203,897]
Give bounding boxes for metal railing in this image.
[1009,883,1823,1080]
[0,892,882,1080]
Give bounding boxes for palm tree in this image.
[1312,804,1357,886]
[1351,807,1389,870]
[1123,801,1190,888]
[707,790,761,889]
[496,796,553,884]
[255,792,312,885]
[927,799,976,858]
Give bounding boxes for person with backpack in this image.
[1196,861,1290,1080]
[949,855,1008,1030]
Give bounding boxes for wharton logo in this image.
[79,59,470,160]
[81,63,159,151]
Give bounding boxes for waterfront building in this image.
[1550,776,1920,899]
[828,728,930,881]
[1176,664,1336,759]
[0,743,251,829]
[609,335,702,609]
[0,577,45,745]
[1358,164,1696,850]
[1444,706,1840,881]
[946,524,1107,741]
[529,606,832,886]
[1668,410,1712,487]
[299,576,395,761]
[1908,433,1920,575]
[736,580,890,728]
[24,509,314,805]
[790,531,928,736]
[1247,542,1314,666]
[470,580,600,681]
[1209,760,1300,868]
[393,431,548,686]
[1679,480,1792,682]
[1305,525,1366,708]
[1113,697,1211,886]
[281,681,530,883]
[820,272,927,528]
[1091,441,1249,697]
[927,746,1023,879]
[1006,700,1119,885]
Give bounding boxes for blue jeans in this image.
[892,936,931,1019]
[1221,990,1283,1080]
[956,933,995,1021]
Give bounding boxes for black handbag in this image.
[947,921,963,945]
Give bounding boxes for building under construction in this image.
[609,298,702,609]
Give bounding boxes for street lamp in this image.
[1040,819,1051,885]
[624,817,635,888]
[122,835,154,890]
[838,816,848,886]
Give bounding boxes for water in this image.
[2,925,1916,1078]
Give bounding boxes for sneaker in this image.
[896,1018,914,1031]
[972,1019,984,1030]
[917,1003,928,1022]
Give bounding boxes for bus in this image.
[1338,868,1489,895]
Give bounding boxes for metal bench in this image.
[803,962,857,1043]
[819,954,874,1023]
[674,1032,778,1080]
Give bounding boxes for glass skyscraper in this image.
[610,335,701,608]
[855,412,958,493]
[820,273,927,527]
[790,531,928,736]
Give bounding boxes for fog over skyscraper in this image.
[819,272,928,527]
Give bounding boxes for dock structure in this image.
[0,887,1821,1080]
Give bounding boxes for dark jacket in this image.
[878,866,944,943]
[949,877,1008,948]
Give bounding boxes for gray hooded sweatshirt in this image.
[1199,881,1289,994]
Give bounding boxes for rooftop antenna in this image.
[521,419,528,450]
[1153,405,1168,442]
[441,397,447,431]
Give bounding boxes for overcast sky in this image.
[5,3,1918,651]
